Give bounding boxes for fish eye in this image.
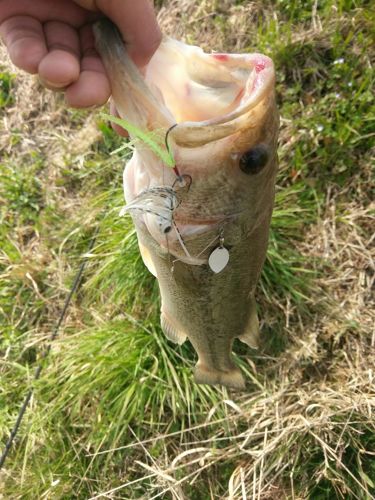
[239,144,269,175]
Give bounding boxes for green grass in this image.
[0,0,374,498]
[0,69,15,108]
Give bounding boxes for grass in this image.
[0,0,374,498]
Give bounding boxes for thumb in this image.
[81,0,161,67]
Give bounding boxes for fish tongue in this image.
[94,19,174,132]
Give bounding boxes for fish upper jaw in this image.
[145,37,275,132]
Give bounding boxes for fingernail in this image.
[39,77,68,91]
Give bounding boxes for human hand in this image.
[0,0,161,111]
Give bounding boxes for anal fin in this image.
[160,311,187,345]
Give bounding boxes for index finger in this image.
[95,0,161,67]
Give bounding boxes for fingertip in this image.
[0,16,47,73]
[128,26,162,68]
[95,0,162,67]
[111,123,129,137]
[9,38,47,73]
[38,50,80,88]
[65,70,110,108]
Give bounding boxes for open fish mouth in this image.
[144,39,275,141]
[95,20,275,147]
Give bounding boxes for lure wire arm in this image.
[165,123,181,179]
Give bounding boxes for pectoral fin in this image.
[161,311,187,345]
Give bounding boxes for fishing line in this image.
[170,225,225,271]
[165,232,173,270]
[195,232,221,259]
[172,221,192,260]
[0,227,99,470]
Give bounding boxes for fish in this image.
[94,20,279,389]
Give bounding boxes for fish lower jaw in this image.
[172,254,207,266]
[160,242,208,266]
[145,217,222,266]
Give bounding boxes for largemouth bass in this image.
[95,20,279,389]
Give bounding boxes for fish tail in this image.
[194,363,245,390]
